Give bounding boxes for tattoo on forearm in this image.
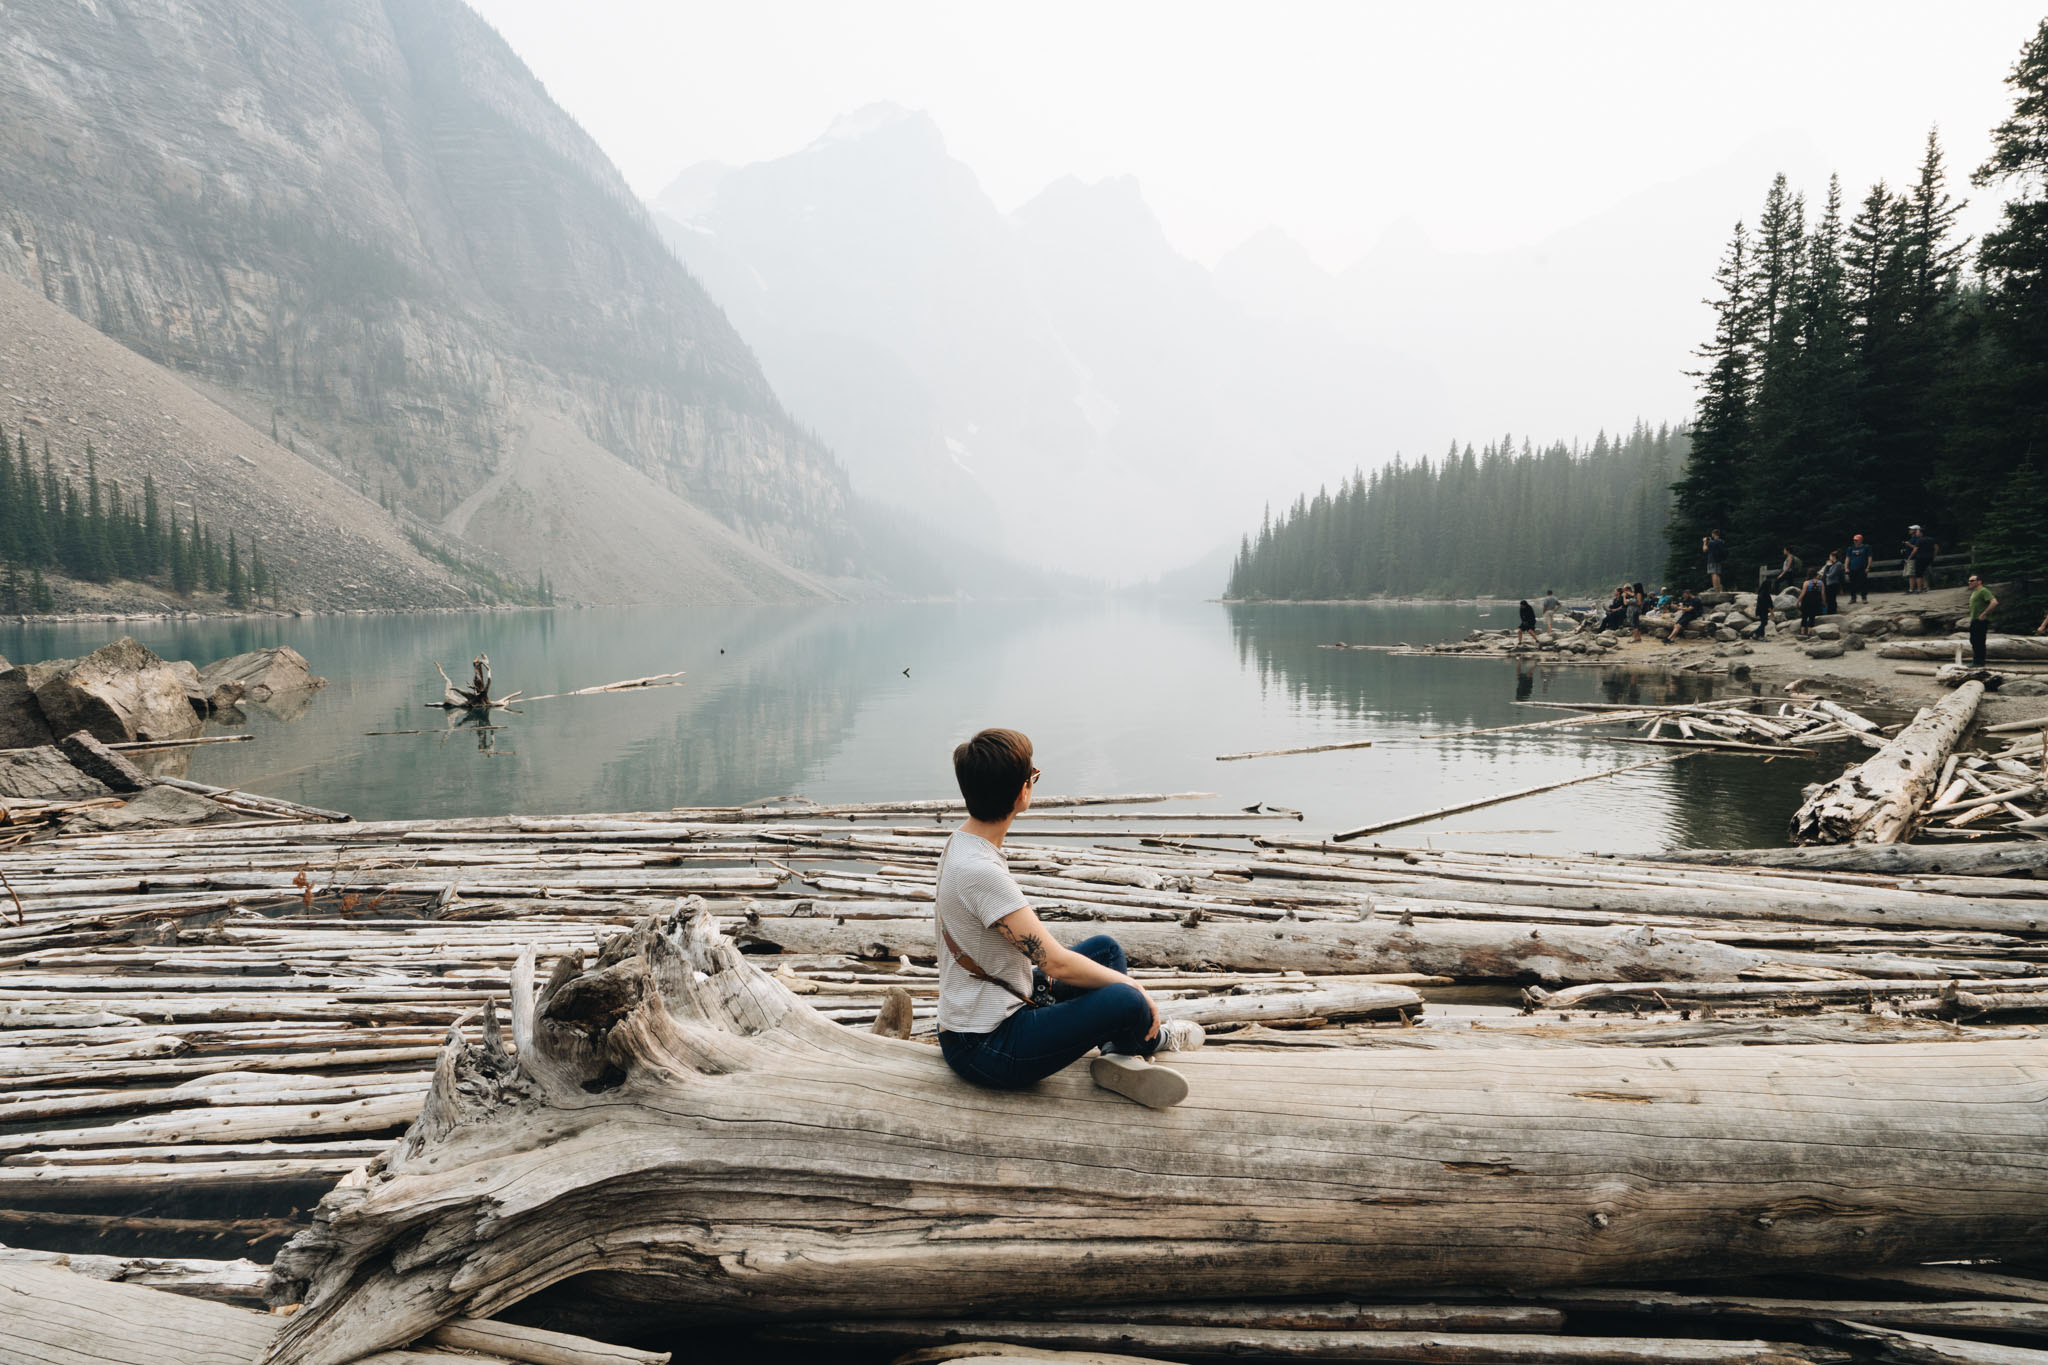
[995,922,1049,969]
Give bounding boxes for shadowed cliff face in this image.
[0,0,854,591]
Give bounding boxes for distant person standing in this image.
[1845,534,1873,603]
[1902,525,1939,593]
[1821,551,1845,615]
[1539,588,1561,632]
[1967,574,1999,666]
[1625,584,1645,643]
[1797,569,1827,638]
[1752,581,1773,640]
[1516,598,1539,646]
[1702,530,1728,592]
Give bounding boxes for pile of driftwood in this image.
[6,795,2048,1362]
[1916,711,2048,838]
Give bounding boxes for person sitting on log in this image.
[934,728,1203,1109]
[1663,588,1701,643]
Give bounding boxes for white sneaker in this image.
[1151,1019,1205,1053]
[1090,1053,1190,1109]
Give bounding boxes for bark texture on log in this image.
[263,902,2048,1365]
[1645,845,2048,877]
[731,916,1969,986]
[1790,684,1983,845]
[1879,637,2048,661]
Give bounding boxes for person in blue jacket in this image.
[1844,534,1873,604]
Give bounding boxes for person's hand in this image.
[1143,990,1161,1041]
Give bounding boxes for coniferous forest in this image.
[0,424,277,613]
[1235,20,2048,611]
[1668,20,2048,610]
[1226,424,1687,600]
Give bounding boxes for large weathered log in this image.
[730,916,1986,986]
[1879,637,2048,661]
[1790,684,1983,845]
[1644,845,2048,877]
[264,903,2048,1365]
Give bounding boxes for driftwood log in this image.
[1879,636,2048,661]
[1789,683,1983,845]
[264,903,2048,1365]
[1645,845,2048,877]
[731,915,1999,985]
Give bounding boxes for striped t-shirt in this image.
[934,830,1032,1033]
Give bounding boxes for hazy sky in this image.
[467,0,2042,269]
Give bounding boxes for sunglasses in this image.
[1028,768,1043,786]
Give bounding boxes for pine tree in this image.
[1667,222,1757,579]
[0,429,15,564]
[1972,18,2048,501]
[200,524,222,593]
[83,444,110,582]
[0,563,19,615]
[141,475,163,576]
[1971,458,2048,619]
[169,513,194,596]
[226,532,246,607]
[28,566,52,613]
[250,548,270,603]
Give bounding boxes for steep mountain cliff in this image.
[0,0,854,603]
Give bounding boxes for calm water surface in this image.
[0,602,1828,852]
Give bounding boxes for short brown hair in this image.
[953,728,1033,821]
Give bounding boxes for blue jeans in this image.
[939,935,1155,1090]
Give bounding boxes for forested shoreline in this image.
[1669,24,2047,611]
[1226,424,1685,600]
[1235,20,2048,612]
[0,425,276,613]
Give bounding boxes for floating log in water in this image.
[261,906,2048,1365]
[1790,684,1984,845]
[518,670,687,703]
[151,777,352,824]
[106,735,255,752]
[1333,752,1704,841]
[1215,738,1374,761]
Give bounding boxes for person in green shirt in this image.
[1967,574,1999,666]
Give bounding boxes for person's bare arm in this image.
[993,906,1159,1037]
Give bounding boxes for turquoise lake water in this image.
[0,602,1830,851]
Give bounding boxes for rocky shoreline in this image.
[1381,585,2048,722]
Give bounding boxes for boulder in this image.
[0,668,55,749]
[0,746,114,800]
[1714,628,1741,643]
[197,647,324,703]
[1804,641,1847,659]
[30,638,204,744]
[1850,617,1891,635]
[1699,591,1736,606]
[1895,616,1925,635]
[56,730,153,793]
[2005,679,2048,697]
[1845,634,1866,651]
[1814,623,1842,640]
[63,783,236,831]
[1774,592,1800,612]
